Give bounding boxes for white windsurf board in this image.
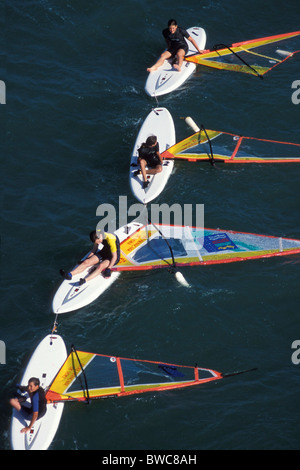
[129,107,175,204]
[11,334,67,451]
[52,222,144,314]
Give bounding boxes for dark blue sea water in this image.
[1,0,300,450]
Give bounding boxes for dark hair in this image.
[28,377,40,387]
[142,135,157,148]
[168,19,177,26]
[90,230,103,243]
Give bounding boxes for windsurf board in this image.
[129,107,175,204]
[52,223,144,314]
[10,334,67,451]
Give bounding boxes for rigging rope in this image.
[51,314,59,334]
[146,211,190,287]
[213,43,264,79]
[200,124,215,166]
[71,345,91,404]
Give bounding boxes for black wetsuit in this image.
[138,143,160,168]
[162,27,189,56]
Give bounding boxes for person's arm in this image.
[21,389,40,433]
[187,36,204,54]
[103,251,117,278]
[162,29,171,48]
[154,142,163,164]
[107,251,118,270]
[103,235,118,277]
[87,243,98,259]
[156,150,163,164]
[21,411,38,433]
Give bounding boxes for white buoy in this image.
[175,271,191,288]
[185,116,200,133]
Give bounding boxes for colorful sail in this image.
[106,223,300,272]
[185,31,300,77]
[163,128,300,164]
[46,348,223,403]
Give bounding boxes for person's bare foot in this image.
[147,65,158,72]
[173,64,181,72]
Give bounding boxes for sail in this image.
[185,31,300,77]
[46,348,222,403]
[163,128,300,164]
[107,223,300,272]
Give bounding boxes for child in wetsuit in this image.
[134,135,163,189]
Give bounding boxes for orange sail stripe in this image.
[230,30,300,49]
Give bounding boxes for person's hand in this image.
[21,427,30,434]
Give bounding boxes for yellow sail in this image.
[185,31,300,77]
[46,349,223,403]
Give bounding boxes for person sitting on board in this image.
[147,19,204,73]
[10,377,47,434]
[134,135,163,189]
[60,229,120,285]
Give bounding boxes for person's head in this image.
[28,377,40,393]
[145,135,157,147]
[168,19,177,34]
[90,229,103,244]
